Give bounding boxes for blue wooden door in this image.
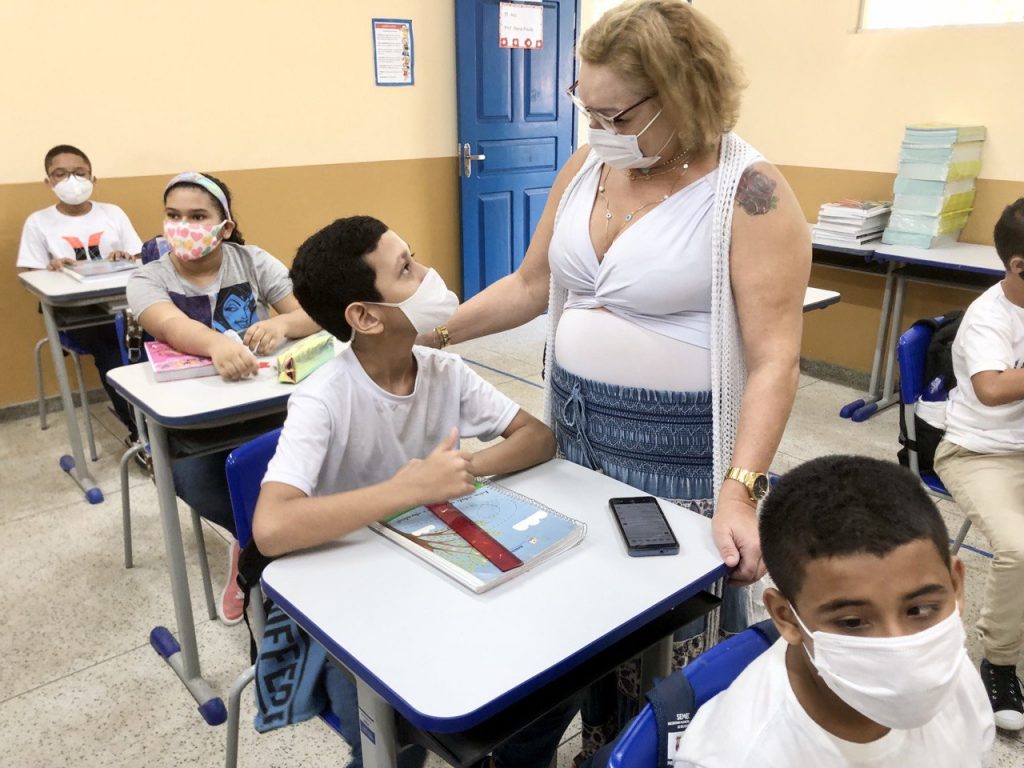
[455,0,577,299]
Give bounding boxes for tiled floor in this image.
[2,316,1022,767]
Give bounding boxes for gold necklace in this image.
[627,149,691,182]
[598,162,691,254]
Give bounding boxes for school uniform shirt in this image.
[17,202,143,269]
[262,345,520,497]
[944,282,1024,454]
[126,241,292,334]
[673,639,994,768]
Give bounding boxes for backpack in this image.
[897,310,964,473]
[237,540,277,663]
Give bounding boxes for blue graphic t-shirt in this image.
[126,241,293,332]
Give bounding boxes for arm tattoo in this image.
[735,168,778,216]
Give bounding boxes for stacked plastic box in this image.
[882,123,986,249]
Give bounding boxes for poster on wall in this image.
[499,2,543,49]
[372,18,414,86]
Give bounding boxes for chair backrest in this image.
[225,428,283,548]
[140,235,170,264]
[603,621,777,768]
[897,321,935,405]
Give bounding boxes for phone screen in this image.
[609,496,679,556]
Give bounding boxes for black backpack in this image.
[897,310,963,473]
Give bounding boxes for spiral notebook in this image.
[372,482,586,593]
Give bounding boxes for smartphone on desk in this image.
[609,496,679,557]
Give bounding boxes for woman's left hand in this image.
[711,490,765,585]
[243,316,288,356]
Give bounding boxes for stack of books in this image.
[882,123,986,249]
[812,200,892,247]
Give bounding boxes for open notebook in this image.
[373,482,586,594]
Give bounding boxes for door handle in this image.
[460,143,486,178]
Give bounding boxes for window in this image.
[860,0,1024,30]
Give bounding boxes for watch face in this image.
[752,474,770,500]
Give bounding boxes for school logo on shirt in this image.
[169,282,258,333]
[61,231,104,261]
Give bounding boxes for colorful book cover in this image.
[143,341,217,382]
[375,483,586,593]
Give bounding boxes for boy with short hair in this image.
[934,197,1024,731]
[253,215,574,767]
[674,455,994,767]
[17,144,144,437]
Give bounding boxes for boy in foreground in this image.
[674,456,994,767]
[253,216,575,767]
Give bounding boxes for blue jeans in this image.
[62,323,135,436]
[172,451,236,535]
[326,665,580,768]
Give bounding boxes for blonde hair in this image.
[579,0,746,154]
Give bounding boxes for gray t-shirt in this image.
[126,241,292,333]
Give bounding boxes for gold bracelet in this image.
[434,325,451,349]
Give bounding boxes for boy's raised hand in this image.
[394,427,475,505]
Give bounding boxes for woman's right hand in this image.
[210,335,259,381]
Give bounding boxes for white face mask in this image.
[791,603,966,730]
[587,110,667,170]
[52,175,94,205]
[371,268,459,335]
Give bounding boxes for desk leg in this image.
[146,418,226,726]
[357,677,400,768]
[40,302,103,504]
[639,635,674,696]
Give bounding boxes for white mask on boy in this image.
[790,604,966,730]
[52,175,94,205]
[371,268,459,335]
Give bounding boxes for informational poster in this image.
[372,18,414,86]
[499,2,544,49]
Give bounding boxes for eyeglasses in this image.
[48,169,91,182]
[566,80,652,134]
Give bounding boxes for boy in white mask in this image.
[253,216,576,768]
[675,455,994,767]
[17,144,144,439]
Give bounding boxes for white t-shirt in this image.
[262,345,520,497]
[16,202,143,269]
[944,282,1024,454]
[674,639,994,768]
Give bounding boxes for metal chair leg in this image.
[190,509,218,621]
[118,444,142,568]
[951,518,971,555]
[225,664,257,768]
[68,348,98,461]
[35,337,49,430]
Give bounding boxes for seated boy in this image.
[17,144,143,438]
[252,216,577,768]
[934,197,1024,732]
[674,455,994,767]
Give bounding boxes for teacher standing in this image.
[421,0,810,757]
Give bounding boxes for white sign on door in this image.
[499,2,543,50]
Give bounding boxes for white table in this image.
[262,458,727,767]
[838,241,1001,422]
[803,286,841,312]
[108,359,300,725]
[18,269,133,503]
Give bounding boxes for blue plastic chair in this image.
[223,429,345,768]
[604,622,777,767]
[896,321,970,554]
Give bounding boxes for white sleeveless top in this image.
[548,158,719,349]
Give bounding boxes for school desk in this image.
[18,269,132,504]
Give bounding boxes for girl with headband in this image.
[126,171,319,625]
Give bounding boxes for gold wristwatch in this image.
[725,467,770,502]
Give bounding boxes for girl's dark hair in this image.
[163,172,245,245]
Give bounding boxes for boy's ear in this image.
[951,556,966,613]
[344,302,385,336]
[763,587,805,646]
